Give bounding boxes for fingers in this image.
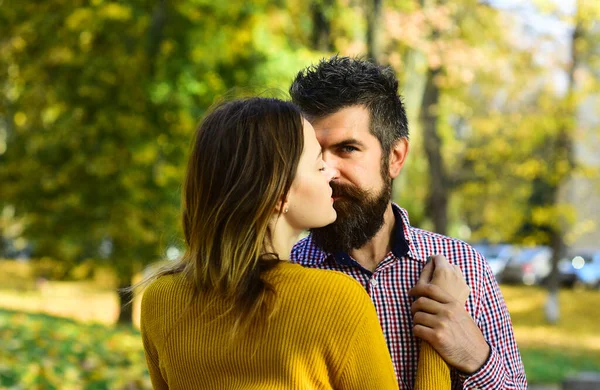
[451,264,465,282]
[413,311,440,328]
[422,254,470,304]
[418,254,454,287]
[430,255,454,285]
[413,324,437,343]
[411,296,445,315]
[417,257,435,286]
[433,254,450,269]
[408,283,453,304]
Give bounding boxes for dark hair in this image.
[136,97,305,336]
[289,55,408,155]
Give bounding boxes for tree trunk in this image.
[147,0,167,77]
[544,1,581,324]
[420,66,449,235]
[545,228,564,324]
[311,0,333,51]
[117,271,134,325]
[366,0,383,63]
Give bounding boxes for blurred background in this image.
[0,0,599,388]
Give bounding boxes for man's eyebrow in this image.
[330,138,365,148]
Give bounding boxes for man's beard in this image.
[310,177,392,254]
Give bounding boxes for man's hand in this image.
[417,254,470,304]
[409,255,490,374]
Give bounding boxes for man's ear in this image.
[388,138,409,179]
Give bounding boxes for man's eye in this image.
[340,145,358,153]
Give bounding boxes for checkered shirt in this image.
[290,204,527,389]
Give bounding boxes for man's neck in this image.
[348,204,396,272]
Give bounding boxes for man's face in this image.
[309,105,393,253]
[312,105,387,199]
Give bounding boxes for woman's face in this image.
[285,120,338,230]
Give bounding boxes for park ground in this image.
[1,260,599,388]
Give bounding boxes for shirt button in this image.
[370,277,378,286]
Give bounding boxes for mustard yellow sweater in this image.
[141,261,450,389]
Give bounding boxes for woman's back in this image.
[141,261,398,390]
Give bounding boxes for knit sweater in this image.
[140,261,450,389]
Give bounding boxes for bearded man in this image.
[290,56,527,390]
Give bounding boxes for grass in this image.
[520,348,600,384]
[0,308,150,390]
[500,284,600,384]
[1,260,600,385]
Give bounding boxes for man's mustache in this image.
[331,182,368,201]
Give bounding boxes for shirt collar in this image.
[392,203,426,263]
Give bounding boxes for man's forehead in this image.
[312,108,371,140]
[314,123,363,138]
[313,106,369,126]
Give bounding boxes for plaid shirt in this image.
[291,204,527,389]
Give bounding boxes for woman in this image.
[139,97,466,389]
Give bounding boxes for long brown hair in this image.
[136,97,304,334]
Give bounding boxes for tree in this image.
[529,0,600,324]
[366,0,384,63]
[0,0,318,323]
[386,0,521,235]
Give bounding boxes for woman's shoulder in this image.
[141,273,193,315]
[143,272,184,294]
[276,261,364,289]
[273,262,373,313]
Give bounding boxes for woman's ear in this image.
[275,197,290,214]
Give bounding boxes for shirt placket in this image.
[368,258,412,390]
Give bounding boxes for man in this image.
[289,56,527,389]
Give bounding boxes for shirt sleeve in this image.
[335,302,399,390]
[415,341,451,390]
[460,257,528,389]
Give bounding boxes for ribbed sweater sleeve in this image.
[141,328,168,390]
[335,297,399,390]
[140,279,171,390]
[415,341,451,390]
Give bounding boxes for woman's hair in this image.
[136,97,305,335]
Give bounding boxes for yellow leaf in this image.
[66,8,94,30]
[14,112,27,127]
[99,3,132,21]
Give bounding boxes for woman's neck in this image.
[269,217,301,260]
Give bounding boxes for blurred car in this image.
[571,251,600,289]
[556,256,578,288]
[473,243,519,282]
[500,246,552,286]
[500,246,578,287]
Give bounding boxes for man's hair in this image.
[289,55,408,154]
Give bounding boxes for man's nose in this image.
[327,165,340,181]
[323,152,340,181]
